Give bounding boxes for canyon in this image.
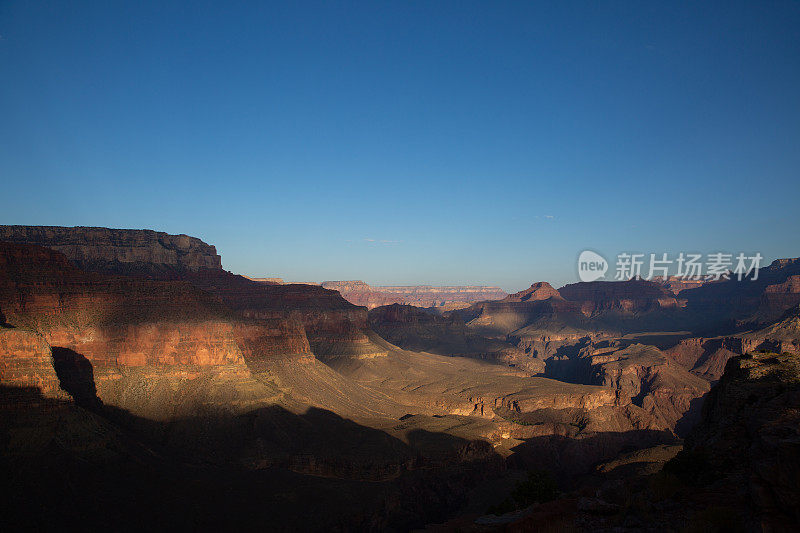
[1,225,799,531]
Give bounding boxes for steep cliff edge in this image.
[676,351,800,529]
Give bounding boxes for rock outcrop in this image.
[541,341,710,434]
[0,225,388,363]
[664,336,741,383]
[0,241,281,419]
[680,351,800,529]
[0,327,66,399]
[8,226,793,530]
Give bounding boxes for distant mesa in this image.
[651,275,711,295]
[320,280,507,309]
[244,276,285,284]
[246,277,322,286]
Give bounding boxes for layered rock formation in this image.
[456,278,686,347]
[186,270,389,361]
[0,225,222,275]
[0,225,387,363]
[739,304,800,354]
[0,241,280,419]
[558,279,682,316]
[0,327,66,399]
[539,341,710,434]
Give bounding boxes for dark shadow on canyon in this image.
[674,394,709,436]
[507,429,679,488]
[0,306,13,328]
[51,346,101,408]
[1,345,698,531]
[0,382,509,531]
[0,342,511,531]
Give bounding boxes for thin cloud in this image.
[361,238,401,245]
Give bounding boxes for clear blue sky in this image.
[1,2,799,290]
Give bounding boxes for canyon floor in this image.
[1,226,799,532]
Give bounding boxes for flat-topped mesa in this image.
[0,225,222,275]
[244,276,284,284]
[320,280,507,309]
[320,280,371,292]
